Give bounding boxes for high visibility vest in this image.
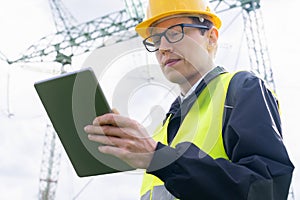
[140,72,234,200]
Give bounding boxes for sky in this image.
[0,0,299,199]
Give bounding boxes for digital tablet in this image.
[34,67,134,177]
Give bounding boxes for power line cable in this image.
[72,178,94,200]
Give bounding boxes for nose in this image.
[158,36,172,54]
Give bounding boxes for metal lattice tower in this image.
[7,0,276,90]
[7,3,142,66]
[0,51,8,62]
[289,187,295,200]
[210,0,275,90]
[38,124,62,200]
[241,0,275,90]
[49,0,77,32]
[35,1,144,199]
[37,1,77,199]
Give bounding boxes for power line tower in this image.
[7,2,142,66]
[0,51,8,62]
[241,0,275,90]
[211,0,275,90]
[36,1,143,199]
[6,0,276,90]
[49,0,77,32]
[38,124,62,200]
[38,1,77,199]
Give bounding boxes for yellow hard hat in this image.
[135,0,222,39]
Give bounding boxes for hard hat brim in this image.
[135,10,222,39]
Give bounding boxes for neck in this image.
[180,66,215,95]
[179,73,201,95]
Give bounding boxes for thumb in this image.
[111,108,120,115]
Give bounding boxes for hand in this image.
[84,112,157,169]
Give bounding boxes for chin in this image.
[162,67,190,84]
[165,73,187,85]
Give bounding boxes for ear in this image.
[208,27,218,46]
[207,27,219,53]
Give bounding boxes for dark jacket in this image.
[147,67,294,200]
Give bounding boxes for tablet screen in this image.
[34,68,134,177]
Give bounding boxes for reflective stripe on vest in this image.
[141,185,175,200]
[140,73,235,200]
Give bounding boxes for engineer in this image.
[84,0,294,199]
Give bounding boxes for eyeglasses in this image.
[143,23,210,52]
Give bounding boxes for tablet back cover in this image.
[34,68,134,177]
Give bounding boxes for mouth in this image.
[164,58,182,67]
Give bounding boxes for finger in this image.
[88,134,121,146]
[111,108,120,114]
[85,124,129,138]
[93,113,135,128]
[84,125,105,135]
[98,145,128,160]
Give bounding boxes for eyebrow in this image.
[148,24,182,36]
[148,27,155,35]
[148,26,165,36]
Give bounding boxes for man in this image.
[84,0,294,199]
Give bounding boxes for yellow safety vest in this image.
[140,72,235,200]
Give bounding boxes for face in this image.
[151,17,218,92]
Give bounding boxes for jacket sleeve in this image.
[146,72,294,200]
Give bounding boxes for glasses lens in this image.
[144,35,161,52]
[165,26,184,43]
[143,24,184,52]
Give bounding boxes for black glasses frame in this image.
[143,23,210,52]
